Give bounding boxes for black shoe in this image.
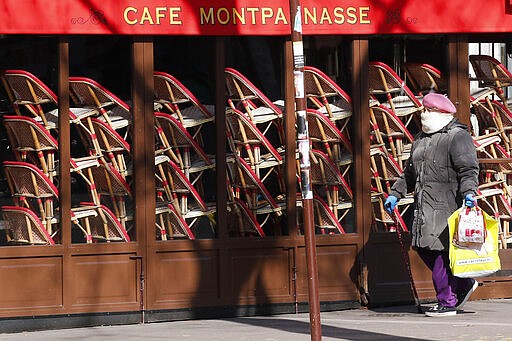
[425,304,457,317]
[455,279,478,309]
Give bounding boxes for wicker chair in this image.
[155,204,196,240]
[75,117,131,179]
[369,146,414,218]
[370,192,409,233]
[226,107,284,188]
[308,149,353,227]
[306,108,353,178]
[477,187,512,248]
[2,160,104,243]
[473,134,512,198]
[154,112,215,187]
[2,115,58,181]
[226,197,266,238]
[3,114,101,199]
[304,66,352,135]
[469,54,512,111]
[154,155,216,238]
[69,76,132,134]
[2,70,96,132]
[472,99,512,154]
[87,161,132,230]
[227,155,285,236]
[154,71,214,143]
[71,203,130,243]
[225,67,284,146]
[296,194,346,235]
[369,105,414,169]
[3,161,59,237]
[369,61,423,131]
[1,206,55,245]
[403,62,447,95]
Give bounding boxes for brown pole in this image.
[288,2,322,340]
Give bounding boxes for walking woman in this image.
[385,93,480,317]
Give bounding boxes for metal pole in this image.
[288,2,322,340]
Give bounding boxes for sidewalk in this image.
[1,299,511,340]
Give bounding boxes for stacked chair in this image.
[226,107,284,189]
[1,160,130,244]
[2,70,97,133]
[224,66,355,236]
[370,146,414,228]
[403,62,447,96]
[1,206,55,245]
[74,117,132,179]
[154,71,214,145]
[295,193,346,235]
[367,61,424,233]
[153,72,217,240]
[154,155,216,240]
[3,115,60,182]
[366,62,417,233]
[226,195,267,238]
[301,68,354,234]
[3,161,61,238]
[369,61,423,133]
[470,55,512,111]
[471,96,512,154]
[154,112,215,187]
[227,155,285,236]
[0,70,132,244]
[308,149,353,231]
[69,76,132,137]
[224,68,286,237]
[468,54,512,247]
[306,108,352,178]
[303,66,353,136]
[86,161,133,231]
[369,105,414,170]
[225,67,284,148]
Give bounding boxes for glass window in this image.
[69,36,133,243]
[0,36,61,245]
[368,36,448,233]
[154,37,217,240]
[300,36,356,235]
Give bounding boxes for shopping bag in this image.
[448,206,501,278]
[454,207,486,248]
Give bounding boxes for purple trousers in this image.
[416,248,474,307]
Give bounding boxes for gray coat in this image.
[390,119,479,251]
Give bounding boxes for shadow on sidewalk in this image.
[226,316,430,340]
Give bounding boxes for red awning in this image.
[1,0,511,35]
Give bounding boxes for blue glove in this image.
[384,195,398,214]
[465,193,477,208]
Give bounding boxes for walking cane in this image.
[392,208,422,313]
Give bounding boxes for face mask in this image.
[421,110,454,134]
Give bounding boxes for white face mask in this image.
[421,109,454,134]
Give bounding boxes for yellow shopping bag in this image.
[448,206,501,278]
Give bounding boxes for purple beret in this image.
[422,93,456,114]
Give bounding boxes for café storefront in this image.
[0,0,511,332]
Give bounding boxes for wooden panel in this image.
[151,250,220,306]
[498,249,512,269]
[366,235,438,305]
[297,244,359,301]
[366,236,413,304]
[69,254,137,307]
[0,257,63,310]
[474,279,512,300]
[228,248,292,304]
